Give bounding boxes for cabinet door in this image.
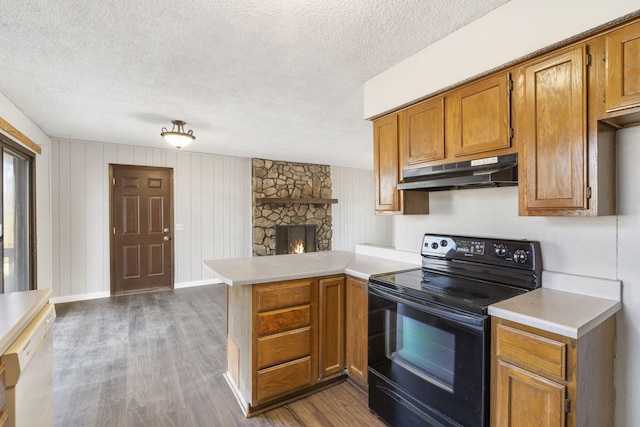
[0,362,6,427]
[373,114,400,213]
[453,73,512,156]
[605,22,640,112]
[521,46,588,212]
[345,276,368,386]
[400,97,445,166]
[318,276,345,379]
[494,360,566,427]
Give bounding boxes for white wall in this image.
[392,128,640,424]
[331,166,393,251]
[615,126,640,427]
[364,0,640,118]
[48,139,390,299]
[50,138,253,298]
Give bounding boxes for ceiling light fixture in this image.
[161,120,195,149]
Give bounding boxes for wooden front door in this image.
[111,165,173,295]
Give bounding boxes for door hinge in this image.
[508,78,514,91]
[113,227,116,235]
[586,53,592,67]
[509,128,514,139]
[112,177,116,186]
[603,90,606,104]
[586,187,592,199]
[565,398,571,413]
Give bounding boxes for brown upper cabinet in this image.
[400,97,445,166]
[451,73,513,157]
[605,20,640,113]
[373,114,429,215]
[373,114,400,213]
[519,46,589,213]
[517,41,616,217]
[371,16,640,217]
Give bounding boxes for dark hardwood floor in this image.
[53,284,384,426]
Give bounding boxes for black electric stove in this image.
[369,233,542,315]
[368,233,542,427]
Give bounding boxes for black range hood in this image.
[397,153,518,192]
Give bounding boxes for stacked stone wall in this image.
[252,158,333,256]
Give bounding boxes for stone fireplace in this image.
[252,159,335,256]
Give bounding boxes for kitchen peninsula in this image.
[204,250,418,416]
[206,248,622,424]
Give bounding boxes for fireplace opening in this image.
[276,225,317,255]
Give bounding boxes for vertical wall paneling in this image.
[50,140,61,296]
[69,141,87,296]
[57,140,72,297]
[85,143,105,293]
[50,138,252,298]
[223,157,233,258]
[175,151,192,283]
[190,154,203,281]
[34,143,53,290]
[116,146,134,164]
[200,155,215,280]
[331,166,393,251]
[235,157,246,258]
[243,159,252,258]
[103,144,118,293]
[213,155,225,260]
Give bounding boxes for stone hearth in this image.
[252,159,333,256]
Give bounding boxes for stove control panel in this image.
[421,233,541,272]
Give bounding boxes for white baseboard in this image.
[51,291,110,304]
[50,279,224,304]
[174,279,222,289]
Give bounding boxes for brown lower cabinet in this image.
[227,275,346,416]
[491,316,616,426]
[0,362,6,427]
[318,276,345,379]
[345,275,368,388]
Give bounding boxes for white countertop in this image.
[488,288,621,339]
[0,289,52,354]
[203,251,419,286]
[205,248,622,340]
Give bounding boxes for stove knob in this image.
[431,242,439,249]
[494,244,508,257]
[513,249,528,263]
[440,240,448,247]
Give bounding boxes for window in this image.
[0,136,35,293]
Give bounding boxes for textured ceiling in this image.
[0,0,508,169]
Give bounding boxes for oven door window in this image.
[387,309,455,392]
[369,287,488,427]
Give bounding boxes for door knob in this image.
[163,235,171,241]
[164,228,170,233]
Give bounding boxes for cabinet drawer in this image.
[495,323,567,381]
[255,280,312,312]
[257,305,311,337]
[257,327,312,370]
[256,356,312,404]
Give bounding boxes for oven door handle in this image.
[369,284,486,328]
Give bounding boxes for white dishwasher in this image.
[1,303,55,427]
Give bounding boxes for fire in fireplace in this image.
[276,225,317,255]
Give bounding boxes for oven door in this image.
[368,284,489,427]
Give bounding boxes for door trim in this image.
[109,164,174,295]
